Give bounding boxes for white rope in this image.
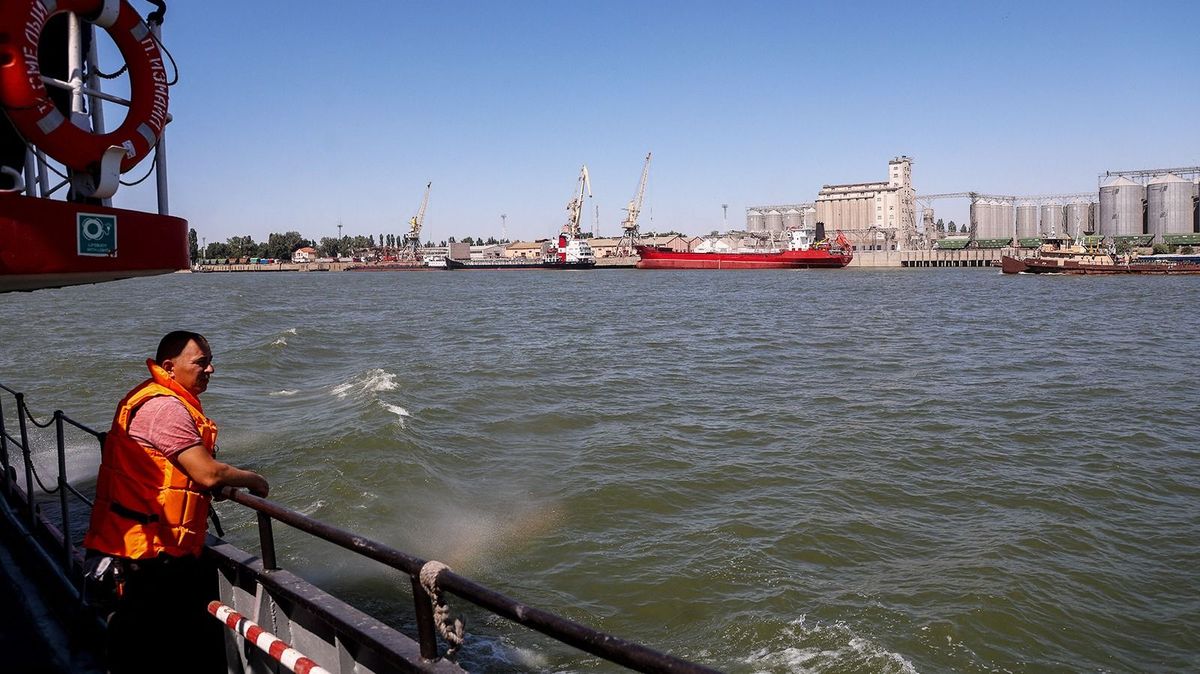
[418,560,465,658]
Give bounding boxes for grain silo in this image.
[746,209,765,233]
[1064,201,1092,237]
[1041,203,1067,236]
[783,208,804,230]
[1015,203,1039,239]
[1099,176,1145,236]
[764,209,784,233]
[969,199,986,238]
[802,206,816,229]
[1146,174,1196,240]
[996,201,1015,240]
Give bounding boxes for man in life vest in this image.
[83,331,269,673]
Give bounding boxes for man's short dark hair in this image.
[155,331,210,364]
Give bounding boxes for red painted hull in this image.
[635,246,852,270]
[0,193,189,292]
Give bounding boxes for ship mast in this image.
[403,181,431,260]
[563,165,591,239]
[616,152,652,256]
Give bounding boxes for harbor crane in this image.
[563,165,591,239]
[402,181,431,260]
[616,152,652,257]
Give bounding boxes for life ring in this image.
[0,0,169,174]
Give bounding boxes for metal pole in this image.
[410,575,438,659]
[55,412,73,575]
[23,149,37,197]
[84,22,112,207]
[67,13,86,125]
[16,393,35,530]
[256,512,277,571]
[150,22,169,215]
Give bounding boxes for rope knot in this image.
[418,560,465,658]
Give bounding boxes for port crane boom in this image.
[563,165,591,239]
[616,152,652,256]
[403,181,431,259]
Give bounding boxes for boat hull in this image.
[0,193,189,292]
[444,258,596,270]
[1002,255,1200,275]
[635,246,852,270]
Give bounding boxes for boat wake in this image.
[746,616,918,674]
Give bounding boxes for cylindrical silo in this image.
[803,206,816,229]
[1147,174,1195,240]
[783,208,803,230]
[1099,176,1146,236]
[746,209,765,233]
[969,199,984,238]
[1041,203,1066,236]
[1063,202,1091,237]
[764,209,784,233]
[1015,203,1038,239]
[996,201,1014,240]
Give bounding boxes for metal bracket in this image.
[69,145,124,199]
[0,167,25,194]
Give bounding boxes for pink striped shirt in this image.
[128,396,203,459]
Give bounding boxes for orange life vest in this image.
[84,360,219,559]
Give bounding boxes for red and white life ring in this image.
[0,0,169,174]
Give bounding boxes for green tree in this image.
[265,231,308,260]
[462,236,475,245]
[188,228,199,262]
[935,218,945,232]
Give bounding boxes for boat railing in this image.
[0,382,720,674]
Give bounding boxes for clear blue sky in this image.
[101,1,1199,243]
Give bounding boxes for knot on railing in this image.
[419,560,465,658]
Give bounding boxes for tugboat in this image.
[1001,234,1200,275]
[636,229,853,270]
[0,0,189,293]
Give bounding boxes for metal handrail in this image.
[0,383,720,673]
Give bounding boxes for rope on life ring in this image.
[0,0,170,178]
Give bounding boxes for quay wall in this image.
[195,262,352,272]
[850,248,1009,268]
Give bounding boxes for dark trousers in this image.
[106,554,226,674]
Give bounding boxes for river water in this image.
[1,268,1197,672]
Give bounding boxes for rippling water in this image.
[2,269,1198,672]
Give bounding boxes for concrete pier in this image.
[849,248,1012,268]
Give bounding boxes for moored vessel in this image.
[1001,235,1200,274]
[636,230,853,270]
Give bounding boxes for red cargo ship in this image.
[636,231,853,270]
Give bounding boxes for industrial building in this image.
[813,156,917,251]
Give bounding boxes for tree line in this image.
[193,229,513,261]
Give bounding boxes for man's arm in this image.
[175,445,270,497]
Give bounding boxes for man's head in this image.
[156,331,213,396]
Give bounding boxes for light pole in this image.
[501,214,507,242]
[722,203,728,231]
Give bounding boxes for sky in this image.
[94,1,1200,244]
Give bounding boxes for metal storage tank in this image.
[802,206,816,229]
[996,201,1015,240]
[1099,176,1145,236]
[1015,203,1039,238]
[1147,174,1195,240]
[1063,202,1091,237]
[783,208,804,230]
[970,199,989,238]
[1041,203,1066,236]
[746,209,765,233]
[764,209,784,233]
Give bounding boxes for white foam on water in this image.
[271,336,287,346]
[746,616,918,674]
[381,402,410,425]
[331,369,398,398]
[269,389,298,397]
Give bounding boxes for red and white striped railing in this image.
[208,601,331,674]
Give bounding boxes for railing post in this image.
[54,411,73,576]
[16,393,35,530]
[411,575,439,660]
[256,512,277,571]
